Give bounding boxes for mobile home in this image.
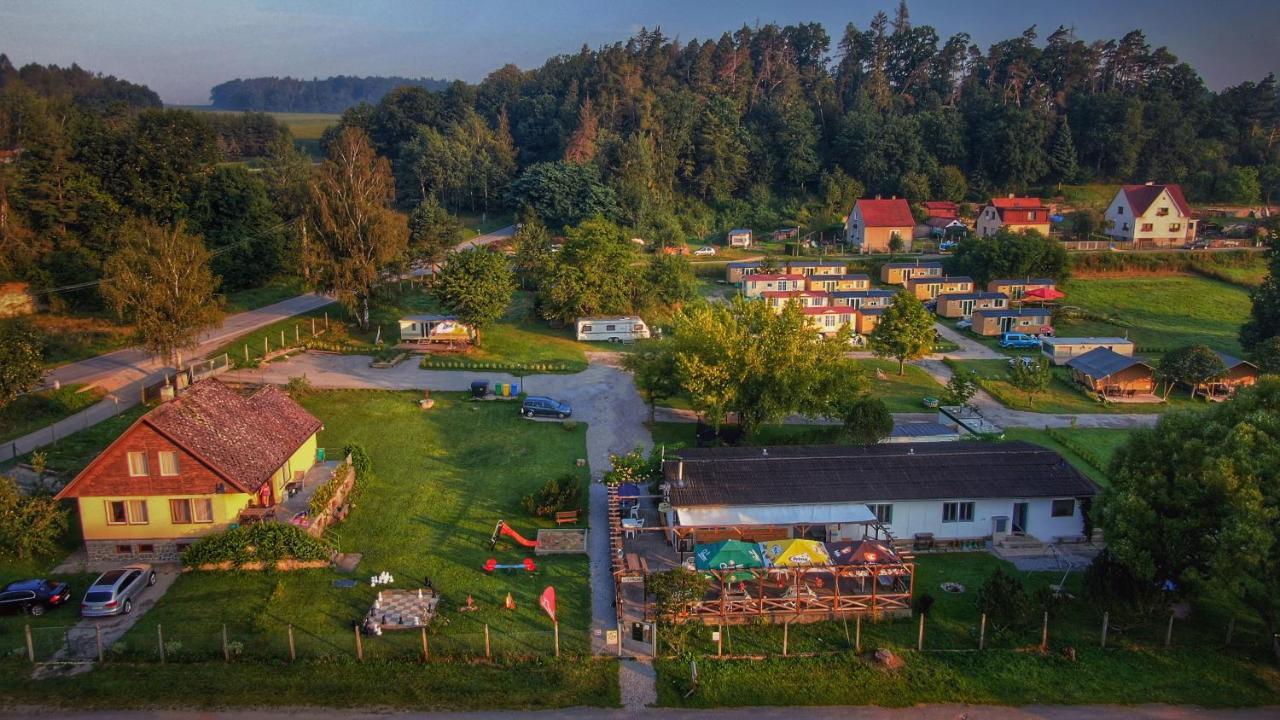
[575,316,651,342]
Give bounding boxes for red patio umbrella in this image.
[1023,287,1065,301]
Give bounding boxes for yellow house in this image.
[55,379,322,563]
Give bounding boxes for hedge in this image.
[180,523,331,568]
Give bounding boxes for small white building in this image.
[727,228,752,248]
[1040,337,1135,366]
[398,314,475,345]
[663,442,1098,546]
[1104,183,1197,247]
[575,316,650,343]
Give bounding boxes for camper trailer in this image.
[575,316,651,343]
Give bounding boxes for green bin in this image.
[316,447,326,462]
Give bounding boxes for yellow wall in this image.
[79,493,250,541]
[269,433,318,502]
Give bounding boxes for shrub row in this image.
[308,443,371,517]
[180,523,331,568]
[418,358,584,374]
[1044,427,1109,475]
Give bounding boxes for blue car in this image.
[999,332,1041,349]
[521,396,572,419]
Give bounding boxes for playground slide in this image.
[495,520,539,547]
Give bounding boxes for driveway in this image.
[40,565,180,669]
[228,350,653,654]
[453,225,515,251]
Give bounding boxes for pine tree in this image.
[1047,115,1078,186]
[564,97,599,164]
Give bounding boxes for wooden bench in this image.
[555,510,580,526]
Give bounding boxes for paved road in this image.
[4,704,1277,719]
[454,225,515,251]
[227,350,653,655]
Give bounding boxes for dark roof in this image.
[907,275,973,286]
[831,290,895,298]
[1121,184,1191,216]
[665,442,1098,507]
[728,261,763,269]
[971,308,1051,318]
[1214,351,1256,371]
[145,380,323,493]
[883,261,942,270]
[937,292,1007,302]
[1065,347,1152,379]
[989,278,1056,286]
[890,422,960,438]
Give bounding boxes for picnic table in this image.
[238,506,277,524]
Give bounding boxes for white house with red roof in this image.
[846,198,915,253]
[1104,183,1198,247]
[976,196,1051,237]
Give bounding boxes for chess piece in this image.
[505,592,516,610]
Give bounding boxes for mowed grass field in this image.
[1057,276,1251,354]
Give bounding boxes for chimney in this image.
[1007,193,1015,199]
[1145,181,1154,186]
[875,194,881,200]
[762,448,769,456]
[676,461,685,488]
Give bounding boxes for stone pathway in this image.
[618,658,658,710]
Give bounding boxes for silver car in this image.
[80,564,155,617]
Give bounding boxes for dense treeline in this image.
[0,61,308,305]
[323,6,1278,244]
[209,75,451,113]
[0,53,161,111]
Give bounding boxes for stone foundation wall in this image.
[85,539,183,564]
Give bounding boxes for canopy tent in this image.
[827,539,899,566]
[1023,287,1065,301]
[694,540,764,582]
[675,502,877,528]
[760,538,832,567]
[617,483,641,505]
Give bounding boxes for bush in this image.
[180,523,331,568]
[521,473,582,517]
[913,592,936,617]
[285,375,312,396]
[975,568,1031,634]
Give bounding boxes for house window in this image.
[127,500,149,525]
[582,325,593,333]
[1051,498,1076,517]
[1028,211,1038,220]
[137,544,155,554]
[158,451,180,476]
[1169,223,1181,232]
[127,451,148,477]
[868,503,893,524]
[169,498,214,524]
[942,501,975,523]
[1117,206,1124,215]
[176,542,192,554]
[107,500,128,525]
[115,544,132,555]
[1140,223,1153,232]
[1156,207,1169,216]
[1122,223,1130,231]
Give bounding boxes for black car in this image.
[0,579,72,617]
[520,395,572,419]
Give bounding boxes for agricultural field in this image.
[1055,276,1252,355]
[655,553,1280,708]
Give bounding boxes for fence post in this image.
[616,620,623,658]
[157,624,165,664]
[96,624,104,663]
[288,624,296,662]
[311,317,316,336]
[24,624,34,664]
[484,624,491,658]
[1041,611,1049,651]
[244,344,249,364]
[917,614,925,651]
[325,311,329,329]
[1165,612,1175,648]
[295,325,300,343]
[855,614,862,654]
[1225,616,1235,646]
[264,336,269,356]
[280,330,285,348]
[979,613,987,650]
[1101,612,1109,649]
[421,626,429,662]
[554,621,560,658]
[783,621,789,657]
[222,623,229,662]
[354,624,363,661]
[717,622,724,657]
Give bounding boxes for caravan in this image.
[575,316,651,343]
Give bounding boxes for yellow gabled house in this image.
[55,379,322,563]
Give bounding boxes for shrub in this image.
[180,523,331,568]
[913,592,936,617]
[522,473,582,516]
[285,375,312,397]
[561,420,578,431]
[975,568,1031,634]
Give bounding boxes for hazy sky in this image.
[2,0,1277,105]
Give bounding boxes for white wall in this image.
[1105,188,1194,243]
[867,497,1086,540]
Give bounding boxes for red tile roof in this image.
[1121,184,1191,217]
[57,379,322,499]
[761,290,827,298]
[990,197,1045,210]
[745,273,806,282]
[855,198,915,227]
[802,307,855,316]
[923,201,959,219]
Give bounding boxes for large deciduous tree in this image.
[945,228,1070,287]
[505,161,620,229]
[101,219,221,367]
[0,318,44,409]
[621,341,682,422]
[186,164,285,290]
[1006,356,1053,407]
[1157,344,1227,399]
[537,217,643,324]
[433,247,515,346]
[305,127,408,330]
[0,474,68,561]
[407,195,463,269]
[869,291,936,375]
[1240,219,1280,351]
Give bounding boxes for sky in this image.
[1,0,1277,105]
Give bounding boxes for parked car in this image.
[999,332,1041,349]
[0,579,71,617]
[693,246,717,256]
[521,396,572,419]
[939,240,958,252]
[80,564,155,617]
[1007,355,1037,368]
[955,318,973,330]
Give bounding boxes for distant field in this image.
[1053,183,1120,210]
[177,106,339,157]
[1057,275,1251,354]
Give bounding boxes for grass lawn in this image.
[1057,276,1251,355]
[1002,427,1133,487]
[0,384,106,445]
[1053,183,1120,210]
[32,313,135,368]
[655,553,1280,707]
[455,211,514,238]
[428,292,590,373]
[858,359,944,412]
[947,359,1193,414]
[222,276,308,313]
[1,405,149,478]
[115,390,596,657]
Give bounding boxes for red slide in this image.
[492,520,539,548]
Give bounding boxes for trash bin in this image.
[316,448,326,462]
[470,381,489,398]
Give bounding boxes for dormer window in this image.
[1156,207,1169,216]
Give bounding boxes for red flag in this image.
[539,586,556,622]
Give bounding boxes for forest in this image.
[209,75,452,113]
[2,4,1279,310]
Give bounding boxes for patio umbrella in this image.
[759,538,832,568]
[617,483,641,502]
[1023,287,1065,301]
[827,540,898,566]
[693,540,764,582]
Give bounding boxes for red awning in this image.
[1023,287,1065,300]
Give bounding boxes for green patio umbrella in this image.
[693,540,764,583]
